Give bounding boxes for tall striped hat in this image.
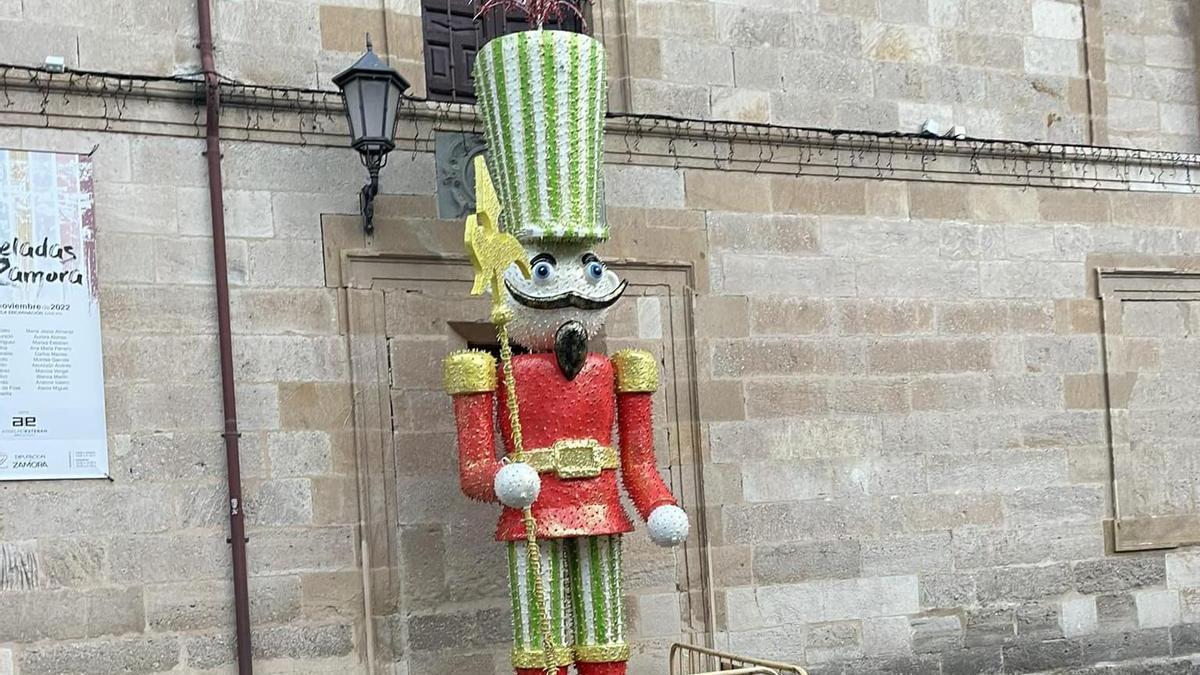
[473,30,607,242]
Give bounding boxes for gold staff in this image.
[463,156,556,675]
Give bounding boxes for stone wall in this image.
[312,141,1200,673]
[0,122,429,674]
[0,0,425,91]
[3,0,1198,152]
[1,0,1200,674]
[622,0,1199,152]
[627,0,1095,142]
[1102,0,1200,152]
[1,107,1199,675]
[672,169,1200,673]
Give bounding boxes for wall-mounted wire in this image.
[2,60,1199,194]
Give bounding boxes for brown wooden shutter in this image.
[422,1,586,103]
[422,0,485,103]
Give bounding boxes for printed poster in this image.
[0,149,108,479]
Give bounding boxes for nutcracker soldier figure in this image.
[442,14,689,675]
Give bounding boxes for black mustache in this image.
[504,279,627,310]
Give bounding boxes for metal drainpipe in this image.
[195,0,254,671]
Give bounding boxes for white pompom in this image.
[647,504,689,548]
[494,462,541,509]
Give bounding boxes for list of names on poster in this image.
[0,327,13,396]
[30,329,72,392]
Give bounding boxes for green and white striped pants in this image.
[506,535,627,668]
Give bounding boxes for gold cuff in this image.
[576,644,630,663]
[512,647,575,668]
[443,350,497,394]
[519,439,619,479]
[613,349,658,393]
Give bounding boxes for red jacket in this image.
[447,351,677,541]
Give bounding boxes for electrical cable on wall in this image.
[1,61,1198,194]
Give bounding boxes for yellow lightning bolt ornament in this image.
[465,156,530,305]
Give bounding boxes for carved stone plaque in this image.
[435,131,488,220]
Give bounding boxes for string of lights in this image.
[1,61,1197,193]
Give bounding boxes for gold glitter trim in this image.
[520,439,618,479]
[613,349,658,393]
[512,647,575,668]
[443,349,497,394]
[575,644,630,663]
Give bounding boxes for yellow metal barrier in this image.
[669,643,808,675]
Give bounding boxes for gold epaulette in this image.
[443,350,497,394]
[612,349,658,393]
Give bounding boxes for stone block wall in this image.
[0,0,1200,673]
[643,166,1200,673]
[329,159,1200,674]
[623,0,1199,152]
[0,125,428,674]
[0,0,425,90]
[2,0,1197,151]
[1103,0,1200,152]
[629,0,1094,141]
[1,113,1200,675]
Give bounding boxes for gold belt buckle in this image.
[552,439,603,479]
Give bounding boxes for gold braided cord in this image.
[493,307,526,463]
[466,160,554,674]
[492,304,557,675]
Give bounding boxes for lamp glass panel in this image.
[383,80,401,139]
[342,79,366,142]
[361,79,389,140]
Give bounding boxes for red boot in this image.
[576,662,627,675]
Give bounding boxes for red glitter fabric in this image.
[452,393,504,502]
[577,661,627,674]
[450,352,676,541]
[617,390,676,520]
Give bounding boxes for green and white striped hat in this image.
[473,30,608,243]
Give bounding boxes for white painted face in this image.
[500,241,625,351]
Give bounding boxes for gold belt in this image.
[517,439,618,479]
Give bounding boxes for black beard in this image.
[554,320,588,380]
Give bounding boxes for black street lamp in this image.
[333,35,411,234]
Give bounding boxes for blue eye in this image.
[532,260,555,282]
[585,261,605,281]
